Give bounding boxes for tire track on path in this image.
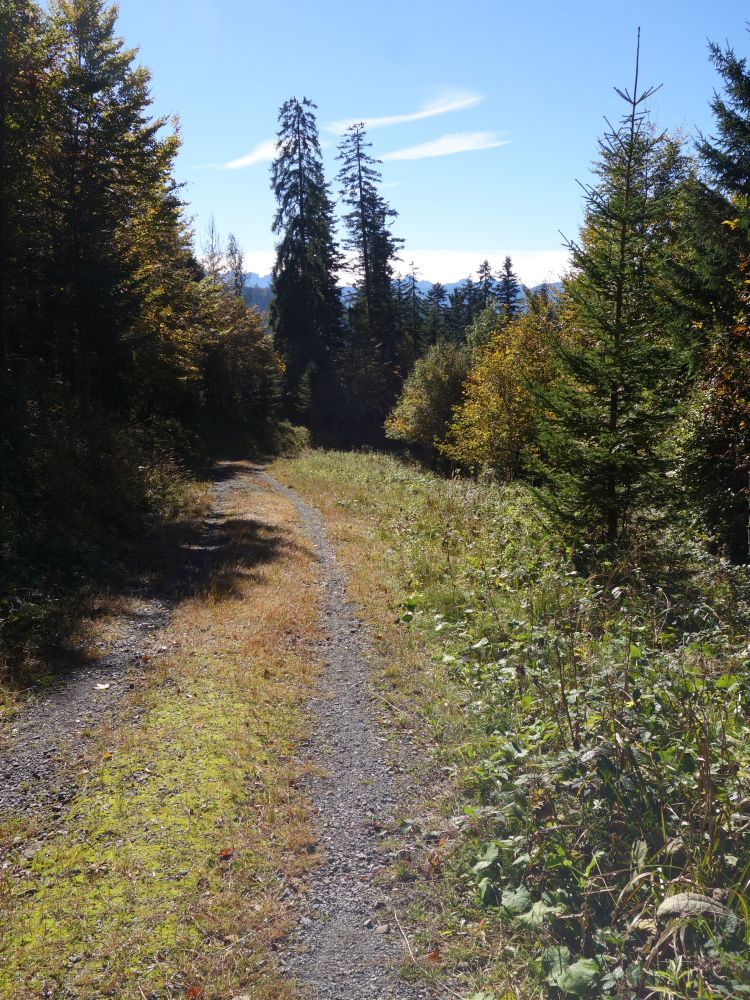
[259,470,433,1000]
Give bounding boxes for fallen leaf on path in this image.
[426,947,442,962]
[94,683,110,690]
[218,848,234,861]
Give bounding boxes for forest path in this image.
[260,470,432,1000]
[1,464,435,998]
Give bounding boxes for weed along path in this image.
[260,470,432,1000]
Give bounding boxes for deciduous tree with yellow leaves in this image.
[441,292,558,475]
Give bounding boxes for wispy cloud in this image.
[381,131,509,161]
[327,90,482,133]
[223,138,277,170]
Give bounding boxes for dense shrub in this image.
[384,341,471,460]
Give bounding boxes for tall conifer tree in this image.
[404,262,425,361]
[533,36,687,545]
[477,259,497,309]
[47,0,177,410]
[269,97,341,419]
[337,122,402,370]
[677,33,750,560]
[423,282,447,345]
[0,0,53,367]
[497,256,521,320]
[226,233,245,299]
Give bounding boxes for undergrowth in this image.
[273,449,750,1000]
[0,391,203,676]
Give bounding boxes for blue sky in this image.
[116,0,749,285]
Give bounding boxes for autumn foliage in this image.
[441,296,558,475]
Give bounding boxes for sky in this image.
[115,0,750,286]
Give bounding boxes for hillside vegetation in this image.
[273,449,750,999]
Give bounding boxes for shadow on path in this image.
[0,460,300,815]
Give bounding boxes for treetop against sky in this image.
[114,0,749,285]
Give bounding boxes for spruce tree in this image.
[423,282,447,345]
[464,275,483,324]
[497,256,521,320]
[677,33,750,560]
[390,272,408,361]
[444,283,469,340]
[336,122,402,370]
[404,262,425,360]
[269,96,341,420]
[226,233,245,299]
[47,0,177,411]
[533,37,687,546]
[699,38,750,197]
[477,259,497,309]
[0,0,53,367]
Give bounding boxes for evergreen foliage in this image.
[5,6,750,995]
[269,96,341,421]
[226,232,245,299]
[402,262,425,362]
[423,281,447,346]
[337,122,402,373]
[532,41,687,545]
[497,255,521,319]
[676,34,750,561]
[0,0,282,662]
[477,258,497,309]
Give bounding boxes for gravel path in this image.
[260,471,433,1000]
[0,599,171,815]
[0,470,241,816]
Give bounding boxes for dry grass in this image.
[0,463,322,999]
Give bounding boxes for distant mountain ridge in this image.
[243,272,561,299]
[242,271,562,316]
[244,271,273,289]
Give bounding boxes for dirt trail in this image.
[260,471,432,1000]
[1,465,434,999]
